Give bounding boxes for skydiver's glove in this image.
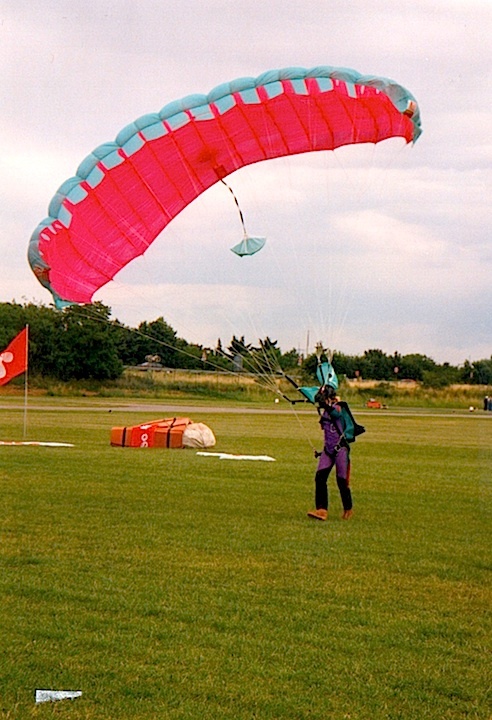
[314,449,322,458]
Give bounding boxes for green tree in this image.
[466,358,492,385]
[0,301,65,378]
[332,351,357,378]
[129,317,180,367]
[23,302,64,377]
[0,302,25,348]
[109,319,139,366]
[226,335,254,372]
[251,337,282,374]
[175,340,206,370]
[228,335,253,357]
[279,347,301,371]
[398,353,437,381]
[359,349,394,380]
[55,303,123,381]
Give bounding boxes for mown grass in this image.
[0,403,490,719]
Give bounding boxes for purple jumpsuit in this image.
[314,404,352,512]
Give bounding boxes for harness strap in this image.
[166,417,177,448]
[323,437,348,460]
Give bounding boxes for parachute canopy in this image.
[317,359,338,390]
[230,236,266,257]
[28,65,421,307]
[298,358,339,403]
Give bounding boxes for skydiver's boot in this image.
[307,508,328,521]
[342,509,353,520]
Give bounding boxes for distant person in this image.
[484,396,489,412]
[307,385,365,521]
[488,397,492,412]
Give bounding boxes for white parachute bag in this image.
[182,423,216,449]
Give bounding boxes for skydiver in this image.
[307,385,364,521]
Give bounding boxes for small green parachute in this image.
[230,235,266,257]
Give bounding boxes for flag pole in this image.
[23,324,29,439]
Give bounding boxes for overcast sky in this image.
[2,0,491,364]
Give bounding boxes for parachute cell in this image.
[28,65,422,306]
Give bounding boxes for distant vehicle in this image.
[366,399,387,409]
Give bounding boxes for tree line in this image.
[1,301,491,386]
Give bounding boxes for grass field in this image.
[0,400,491,719]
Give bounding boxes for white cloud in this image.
[1,0,491,366]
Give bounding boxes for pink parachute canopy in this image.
[28,66,421,306]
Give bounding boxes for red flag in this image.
[0,328,28,386]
